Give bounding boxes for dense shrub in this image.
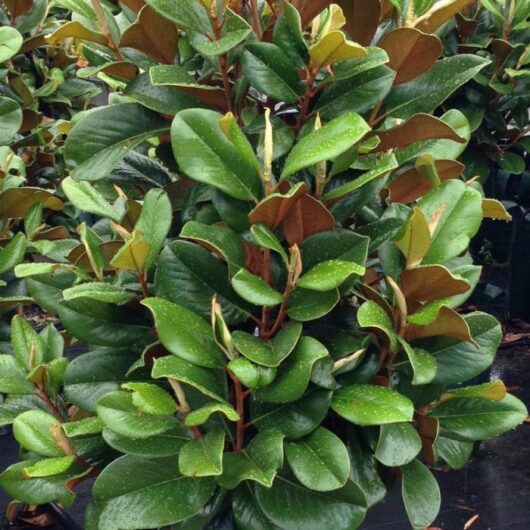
[0,1,528,529]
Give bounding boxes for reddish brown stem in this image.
[263,282,294,339]
[37,390,64,421]
[138,271,149,299]
[191,426,202,439]
[296,70,316,132]
[212,13,234,114]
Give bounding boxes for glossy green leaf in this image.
[0,355,34,395]
[62,282,136,304]
[281,113,370,179]
[122,382,177,415]
[242,43,303,104]
[0,26,23,62]
[62,177,121,222]
[233,321,302,367]
[250,223,289,266]
[97,391,178,439]
[401,459,440,530]
[156,240,250,325]
[146,0,211,33]
[273,0,308,67]
[317,66,395,119]
[22,456,75,478]
[64,104,168,182]
[171,109,260,201]
[297,260,365,291]
[0,460,80,507]
[92,455,216,529]
[288,287,340,321]
[11,314,45,370]
[399,338,437,385]
[58,299,151,348]
[179,428,225,477]
[251,388,333,440]
[0,96,22,145]
[232,484,279,530]
[256,477,366,530]
[181,220,245,275]
[253,337,329,403]
[323,154,398,200]
[231,269,284,306]
[102,427,191,458]
[0,233,27,275]
[228,357,276,388]
[286,427,350,491]
[218,430,284,489]
[386,55,490,119]
[135,189,172,269]
[185,403,239,427]
[62,417,104,438]
[417,180,482,264]
[428,394,528,441]
[151,355,226,402]
[357,300,398,351]
[332,384,414,425]
[434,436,474,470]
[142,297,225,368]
[190,9,251,56]
[426,312,501,385]
[375,423,422,467]
[13,410,64,457]
[64,348,138,413]
[348,432,386,507]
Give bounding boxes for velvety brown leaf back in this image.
[378,28,442,84]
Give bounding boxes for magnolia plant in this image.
[0,1,528,529]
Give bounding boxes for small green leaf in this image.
[96,391,178,439]
[151,355,226,402]
[0,355,34,395]
[11,315,45,371]
[399,338,437,385]
[242,42,304,104]
[231,269,284,306]
[288,287,340,321]
[0,233,27,275]
[185,403,239,427]
[251,388,333,440]
[217,430,284,489]
[357,300,398,351]
[297,260,365,292]
[375,423,422,467]
[13,410,64,457]
[62,417,104,438]
[281,113,371,179]
[401,459,441,530]
[250,223,289,266]
[0,26,23,62]
[22,457,75,478]
[232,321,302,367]
[253,337,328,403]
[332,384,414,425]
[0,96,22,145]
[286,427,350,491]
[122,382,177,415]
[142,297,225,368]
[62,283,135,305]
[179,428,225,477]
